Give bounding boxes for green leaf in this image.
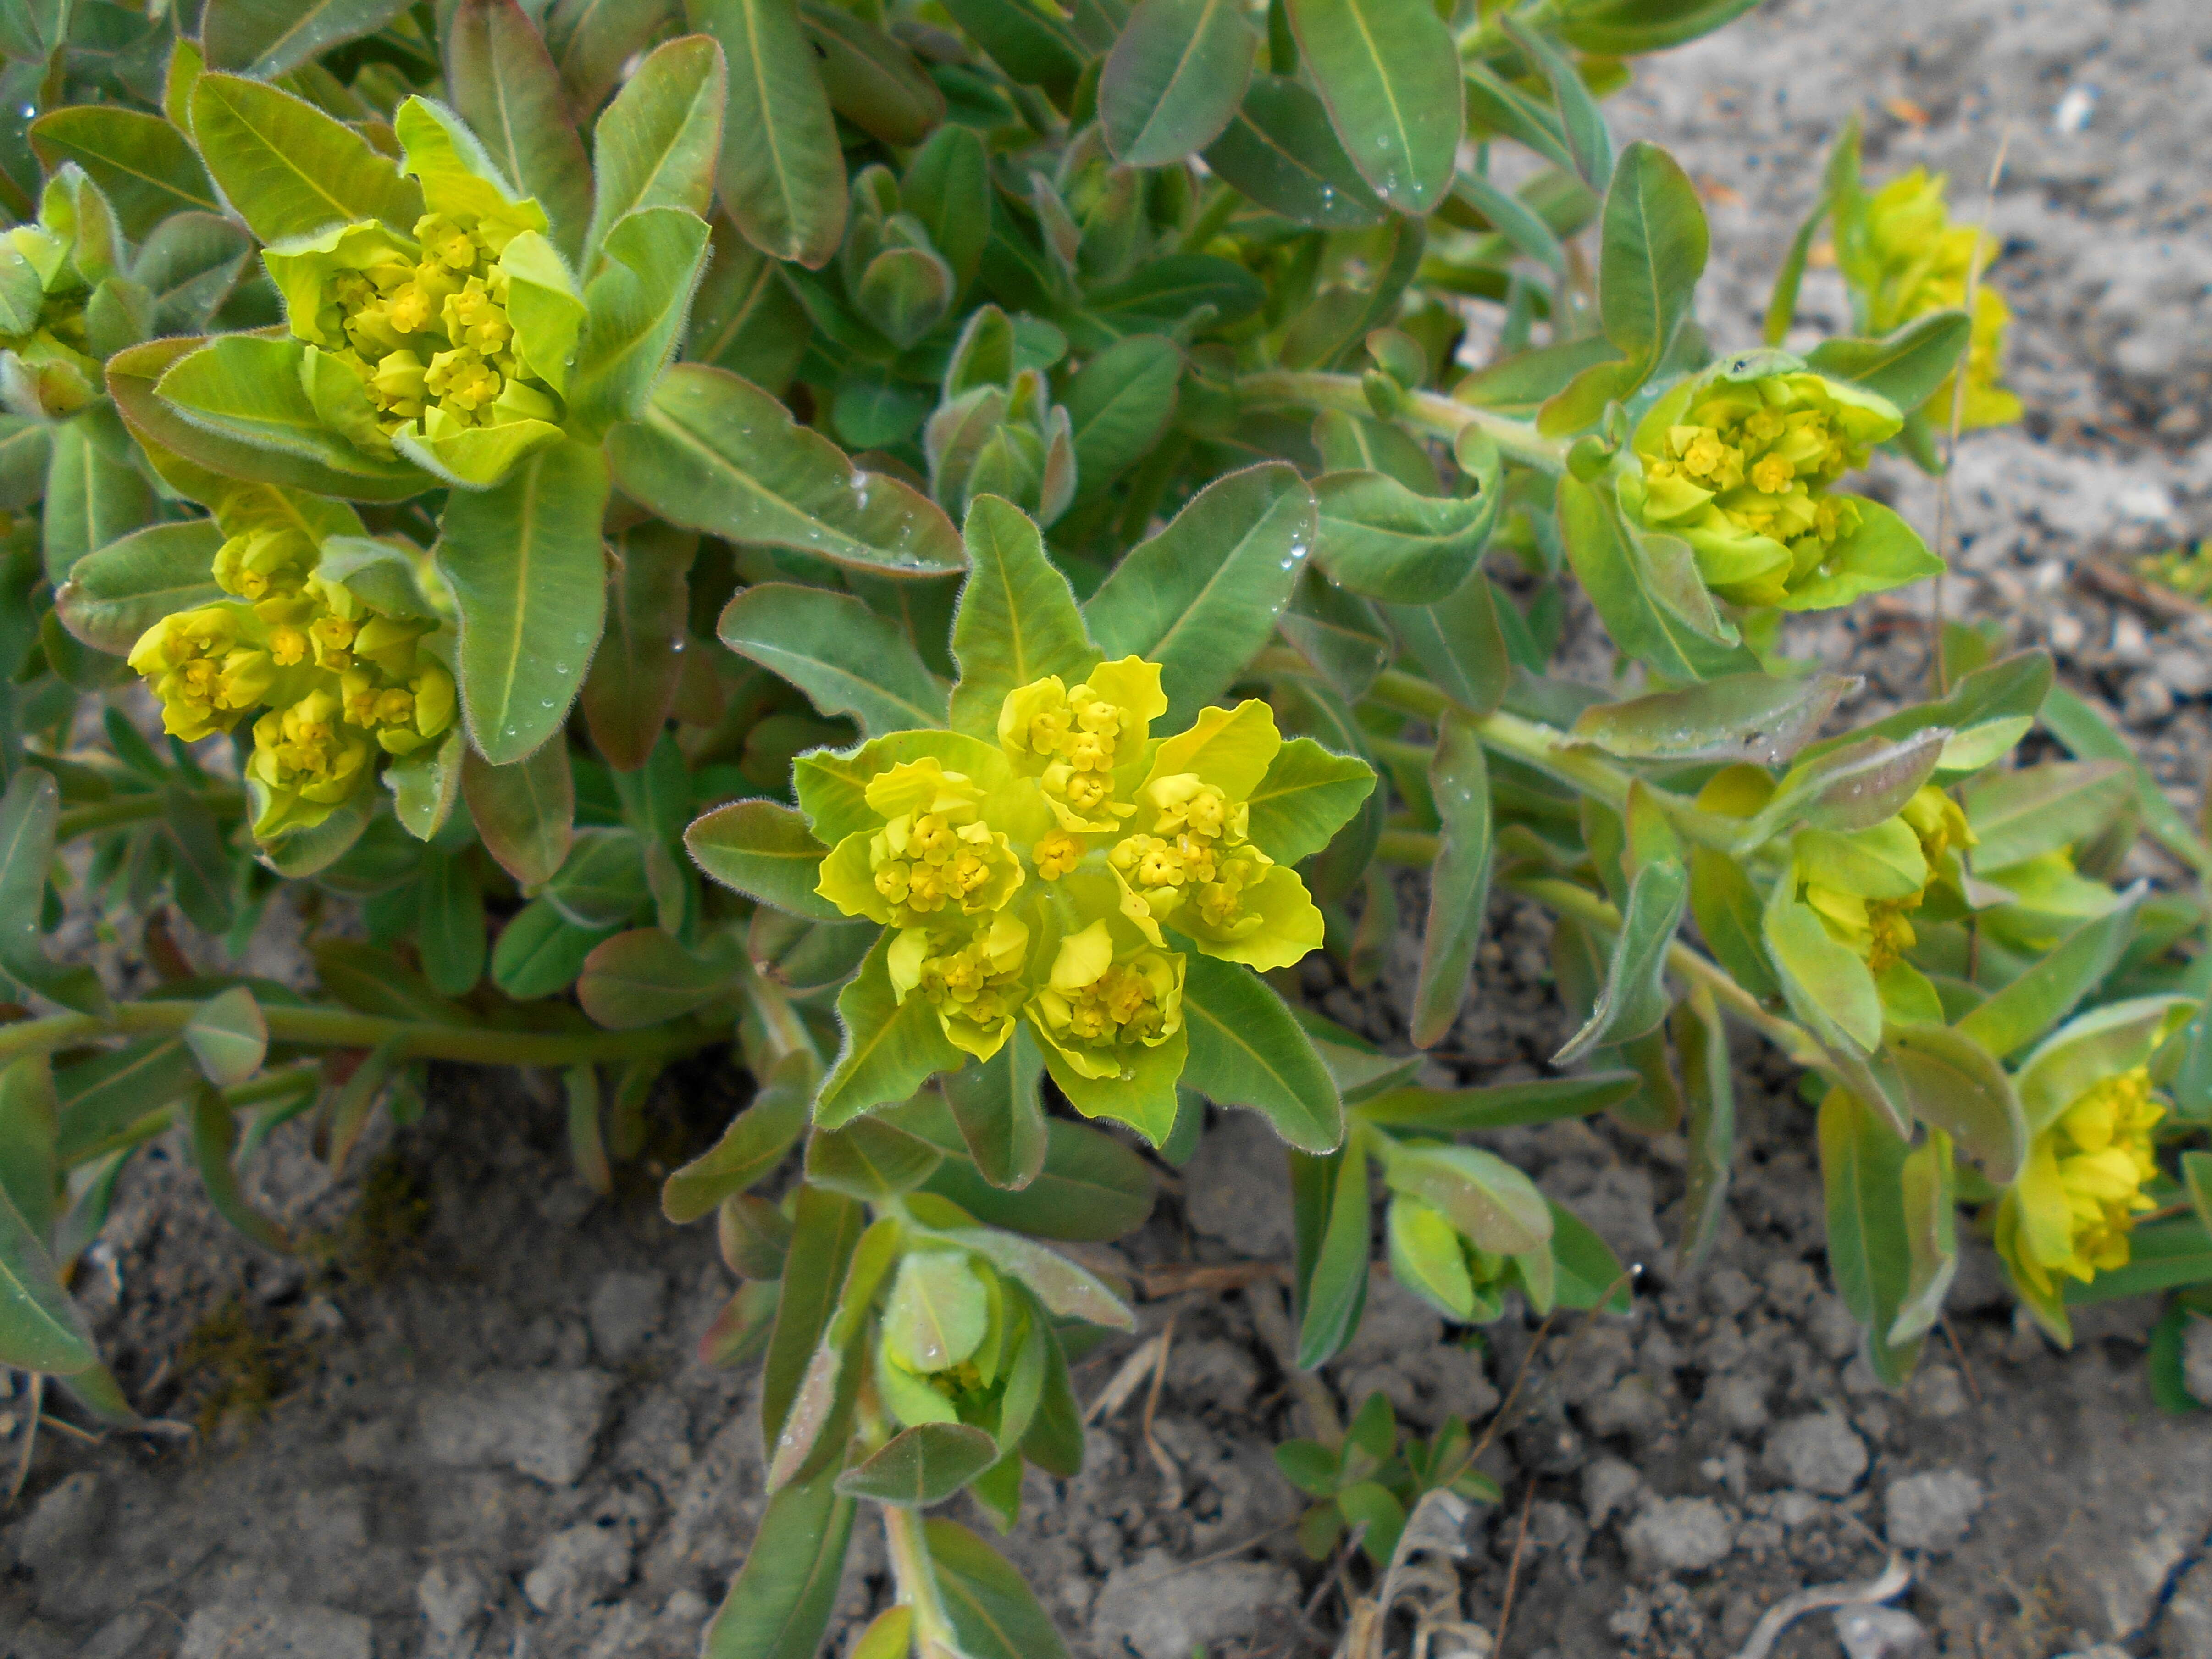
[54,520,223,653]
[1063,336,1182,498]
[1571,671,1855,766]
[1407,713,1490,1049]
[129,211,251,333]
[0,1057,59,1246]
[569,205,712,434]
[611,363,964,575]
[661,1053,812,1221]
[183,986,266,1088]
[762,1182,865,1448]
[28,107,219,239]
[692,0,848,269]
[1202,74,1388,229]
[56,1039,199,1164]
[1886,1022,2025,1184]
[1674,989,1734,1269]
[450,0,595,266]
[417,848,486,995]
[1592,139,1706,377]
[186,1083,290,1252]
[686,799,844,921]
[1451,169,1565,273]
[837,1422,998,1505]
[1312,470,1501,605]
[1553,0,1760,54]
[2041,685,2209,873]
[1085,461,1313,728]
[1383,573,1510,716]
[2064,1217,2212,1307]
[545,826,651,927]
[578,925,732,1028]
[112,337,426,503]
[200,0,412,76]
[947,494,1099,738]
[1278,571,1390,703]
[883,1247,990,1370]
[1382,1141,1550,1255]
[802,2,944,148]
[1285,0,1460,215]
[814,934,964,1131]
[550,0,682,118]
[1888,1129,1957,1346]
[586,33,725,264]
[189,72,424,242]
[918,1115,1155,1241]
[1956,887,2145,1061]
[462,739,574,885]
[0,771,106,1017]
[152,335,425,488]
[938,0,1085,100]
[1077,255,1265,341]
[701,1466,855,1659]
[387,732,467,843]
[806,1116,944,1198]
[1100,0,1255,167]
[1962,760,2132,873]
[902,125,992,294]
[719,583,948,738]
[1244,737,1376,866]
[920,1225,1134,1330]
[1558,477,1754,682]
[1295,1141,1370,1366]
[1356,1071,1637,1132]
[42,410,157,584]
[1818,1086,1920,1386]
[1746,726,1949,843]
[1805,311,1969,412]
[926,1519,1074,1659]
[1181,954,1343,1153]
[940,1022,1047,1191]
[581,520,696,771]
[1500,15,1612,192]
[437,439,611,767]
[491,897,617,999]
[1555,859,1686,1064]
[0,1177,97,1375]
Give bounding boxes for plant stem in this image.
[0,999,722,1067]
[55,787,243,842]
[1237,369,1568,474]
[883,1504,962,1654]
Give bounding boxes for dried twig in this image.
[1731,1556,1912,1659]
[1140,1261,1284,1298]
[1085,1335,1164,1424]
[1120,1517,1300,1589]
[1140,1311,1182,1505]
[1493,1478,1539,1657]
[1939,1314,1985,1408]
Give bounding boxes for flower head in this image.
[1997,1066,2162,1298]
[1027,918,1184,1082]
[888,910,1032,1060]
[816,755,1027,929]
[244,685,376,837]
[1858,168,2020,429]
[1626,366,1905,610]
[127,604,282,743]
[1790,784,1969,973]
[998,657,1167,833]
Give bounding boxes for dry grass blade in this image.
[1733,1556,1912,1659]
[1084,1334,1164,1423]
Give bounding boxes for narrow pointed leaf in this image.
[0,1179,97,1375]
[1100,0,1255,167]
[463,739,575,886]
[1555,860,1686,1064]
[437,440,611,766]
[702,1466,855,1659]
[28,107,219,237]
[664,1052,812,1220]
[940,1022,1047,1191]
[1571,672,1857,766]
[1410,712,1490,1049]
[837,1423,997,1505]
[611,364,964,575]
[189,72,424,242]
[948,494,1100,738]
[586,33,726,262]
[1084,461,1314,727]
[581,521,696,771]
[926,1519,1074,1659]
[200,0,414,76]
[1285,0,1460,215]
[691,0,848,268]
[450,0,596,265]
[1180,954,1342,1153]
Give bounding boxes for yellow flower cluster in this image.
[2000,1066,2162,1296]
[1860,169,2021,429]
[1634,372,1898,608]
[129,526,455,838]
[816,659,1326,1099]
[1795,784,1971,973]
[298,214,557,440]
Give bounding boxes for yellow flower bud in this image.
[1998,1066,2162,1299]
[1026,920,1184,1082]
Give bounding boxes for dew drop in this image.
[553,660,570,676]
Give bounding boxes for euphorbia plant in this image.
[0,0,2209,1651]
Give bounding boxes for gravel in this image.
[1882,1469,1988,1554]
